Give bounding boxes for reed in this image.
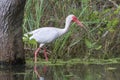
[23,0,120,60]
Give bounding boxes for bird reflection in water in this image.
[34,64,47,80]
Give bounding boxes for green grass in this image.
[23,0,120,61]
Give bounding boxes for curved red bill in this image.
[72,16,87,31]
[75,19,84,27]
[74,19,88,32]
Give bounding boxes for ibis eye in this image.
[72,16,77,22]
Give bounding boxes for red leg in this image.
[34,47,40,63]
[44,48,48,61]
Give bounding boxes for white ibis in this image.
[27,14,85,63]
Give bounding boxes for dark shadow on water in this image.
[0,65,25,80]
[0,63,120,80]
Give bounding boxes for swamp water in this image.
[0,61,120,80]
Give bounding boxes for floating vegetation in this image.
[26,58,120,66]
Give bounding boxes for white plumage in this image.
[29,27,64,45]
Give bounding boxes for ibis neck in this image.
[63,20,71,33]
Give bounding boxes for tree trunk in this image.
[0,0,26,65]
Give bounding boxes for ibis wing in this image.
[30,27,60,43]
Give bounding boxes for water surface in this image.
[0,63,120,80]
